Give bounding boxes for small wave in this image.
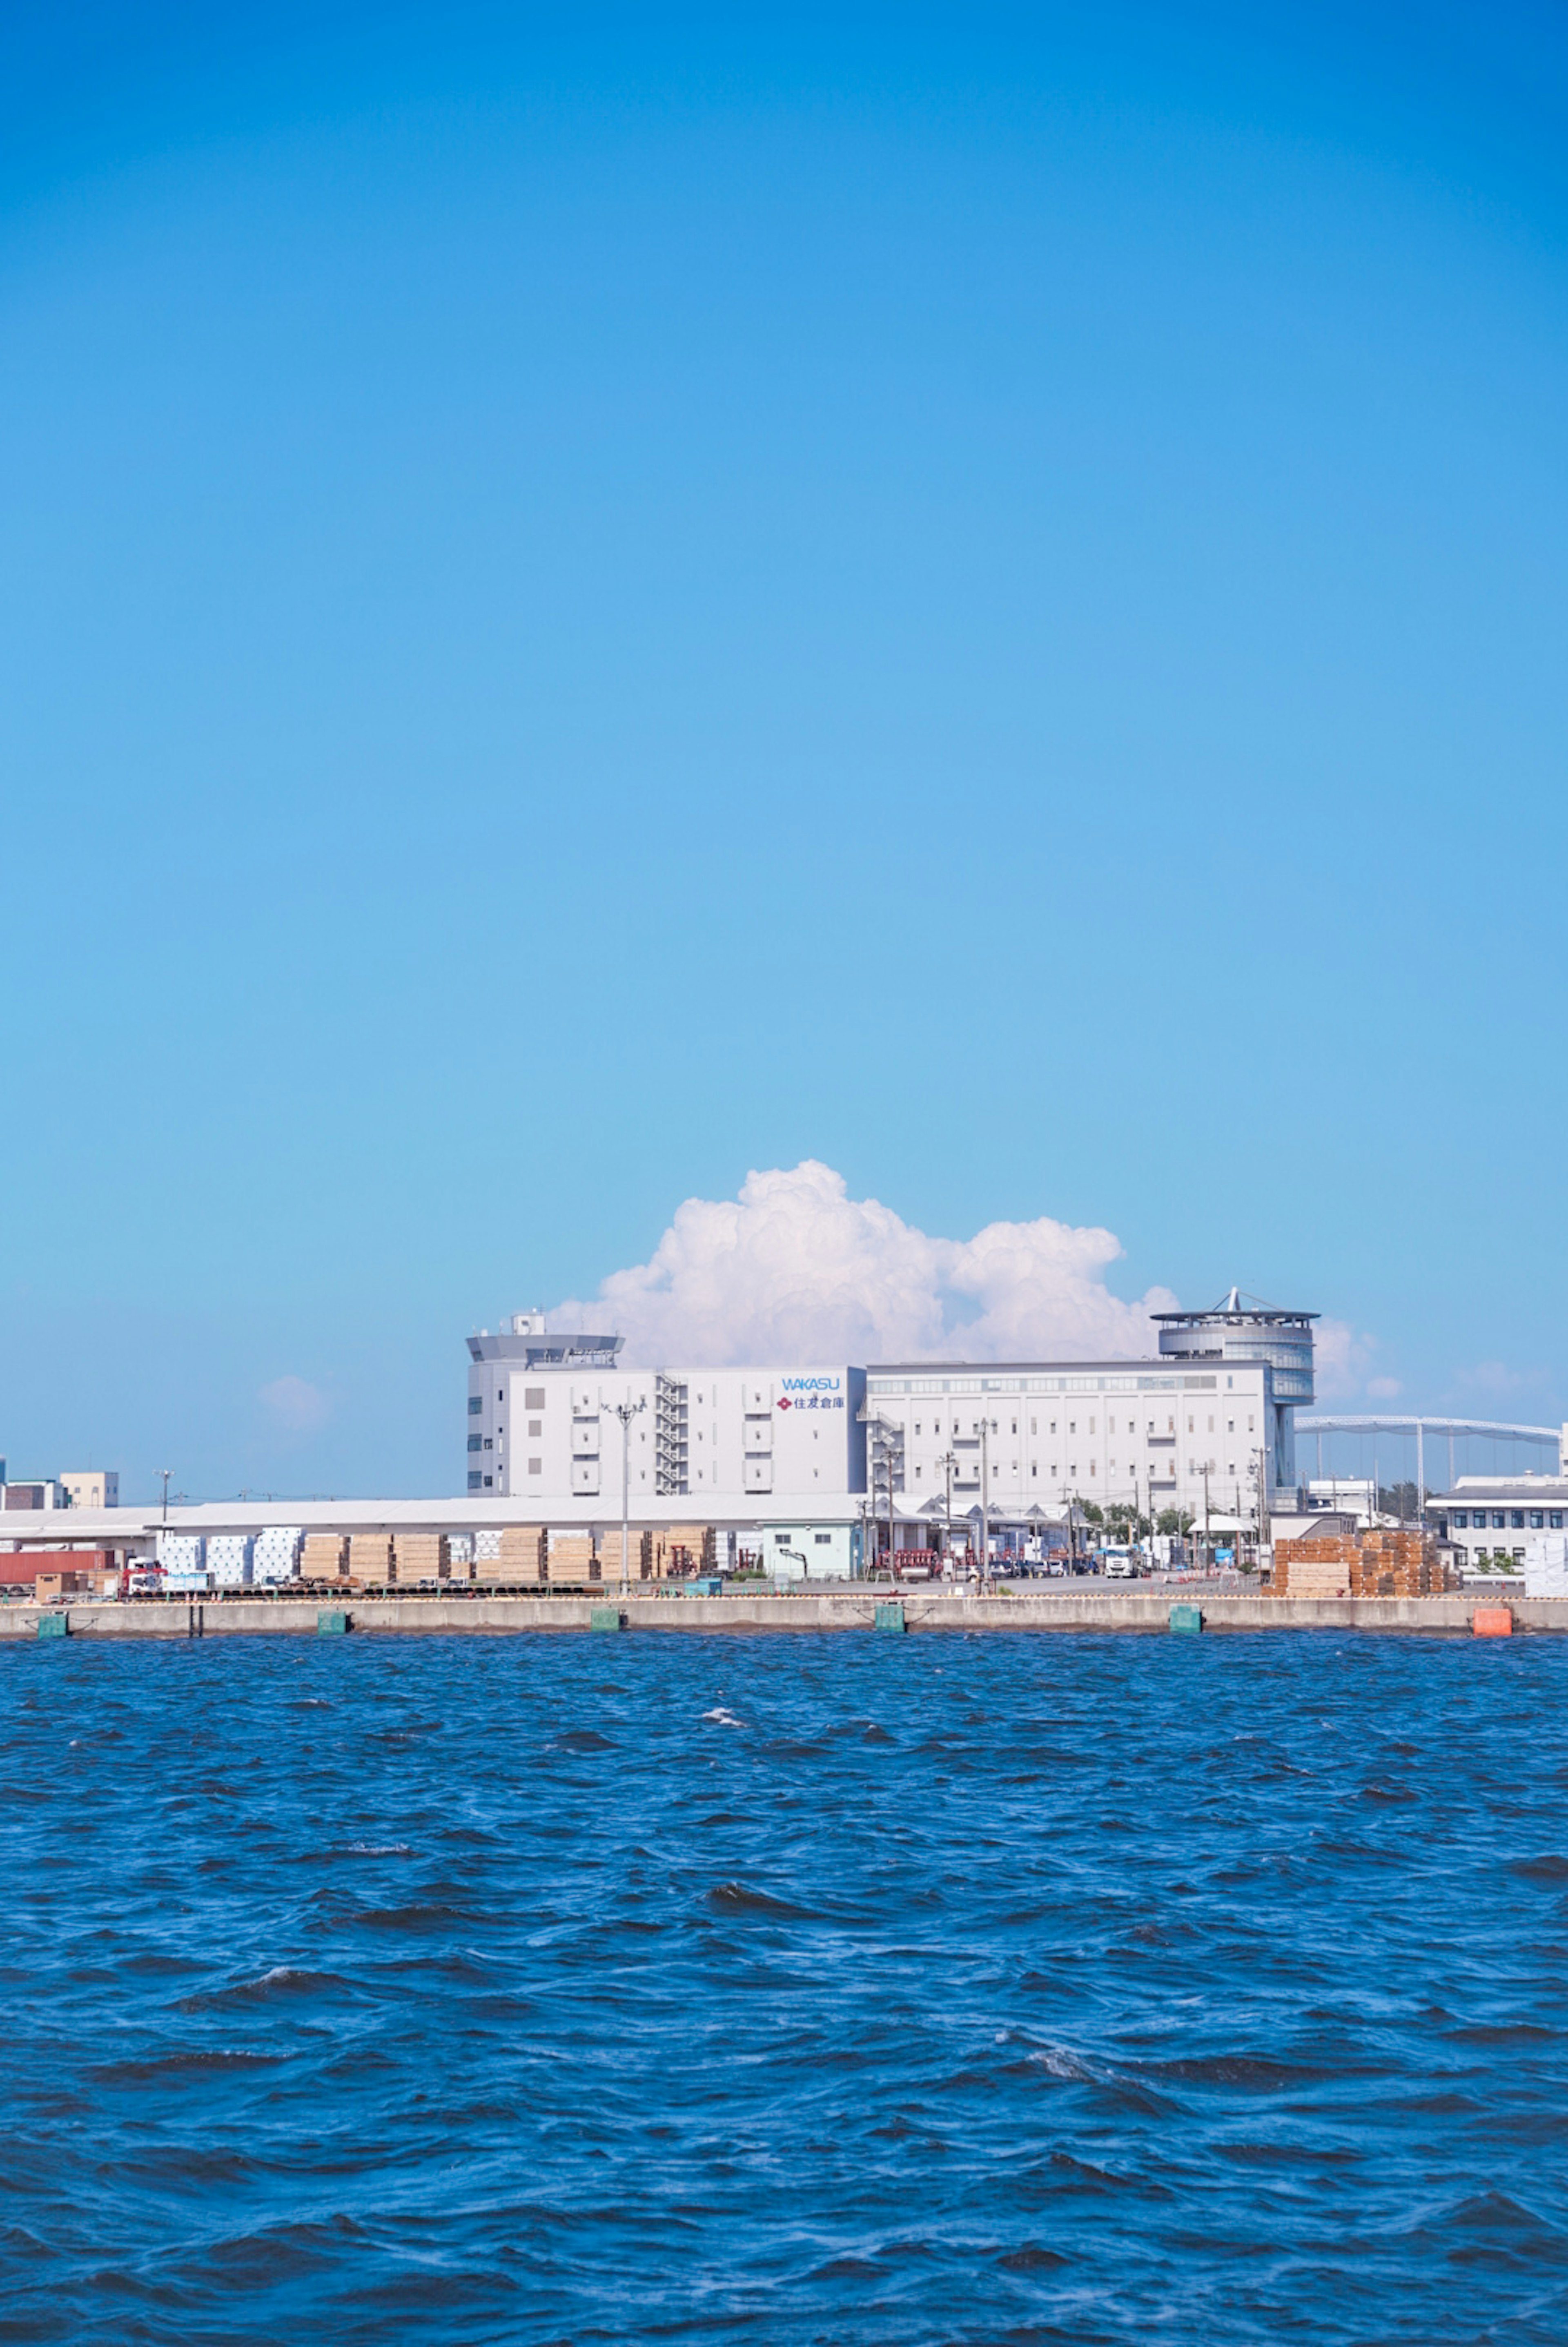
[1509,1853,1568,1882]
[702,1707,742,1727]
[997,2243,1069,2271]
[92,2049,283,2084]
[1028,2046,1101,2083]
[552,1729,615,1753]
[346,1842,413,1856]
[176,1967,346,2013]
[350,1902,478,1932]
[706,1881,817,1920]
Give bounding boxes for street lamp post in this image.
[160,1468,172,1525]
[979,1415,990,1584]
[608,1397,646,1598]
[938,1449,956,1572]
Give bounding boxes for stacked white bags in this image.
[1524,1534,1568,1599]
[206,1535,253,1588]
[253,1526,303,1584]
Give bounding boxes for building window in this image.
[484,1475,493,1488]
[468,1435,482,1453]
[814,1533,832,1545]
[1552,1513,1564,1530]
[483,1438,492,1450]
[1510,1511,1525,1529]
[1493,1513,1507,1530]
[525,1386,546,1410]
[1452,1511,1468,1528]
[468,1396,482,1416]
[528,1457,542,1476]
[467,1471,482,1490]
[1531,1511,1545,1529]
[528,1419,541,1436]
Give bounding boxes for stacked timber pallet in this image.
[661,1524,717,1577]
[391,1533,447,1586]
[1349,1530,1457,1597]
[301,1533,347,1584]
[1274,1529,1459,1599]
[599,1528,651,1582]
[474,1526,546,1584]
[547,1530,600,1586]
[1273,1535,1357,1598]
[348,1532,392,1587]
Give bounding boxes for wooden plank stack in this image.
[301,1533,347,1583]
[474,1526,546,1584]
[1273,1535,1356,1597]
[1274,1528,1459,1598]
[662,1524,716,1577]
[1349,1529,1457,1597]
[547,1530,599,1586]
[391,1533,447,1585]
[348,1532,392,1586]
[600,1528,651,1582]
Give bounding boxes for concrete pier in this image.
[2,1591,1564,1636]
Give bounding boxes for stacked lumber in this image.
[301,1533,347,1583]
[663,1524,715,1577]
[1275,1528,1459,1598]
[547,1530,599,1586]
[392,1533,447,1584]
[472,1526,545,1583]
[348,1532,392,1586]
[1350,1529,1455,1597]
[601,1528,651,1582]
[1272,1535,1356,1598]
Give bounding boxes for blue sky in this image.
[3,2,1566,1499]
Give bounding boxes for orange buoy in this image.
[1472,1606,1514,1638]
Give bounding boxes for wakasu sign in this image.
[777,1375,846,1413]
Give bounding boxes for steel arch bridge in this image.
[1297,1414,1564,1490]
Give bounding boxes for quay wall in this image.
[4,1593,1568,1636]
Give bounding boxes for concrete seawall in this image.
[3,1592,1565,1636]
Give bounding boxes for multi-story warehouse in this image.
[465,1314,867,1512]
[863,1293,1317,1526]
[465,1291,1315,1533]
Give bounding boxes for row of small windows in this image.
[1451,1510,1562,1531]
[911,1415,1244,1438]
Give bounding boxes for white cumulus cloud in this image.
[552,1161,1177,1365]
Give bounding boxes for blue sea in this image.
[4,1629,1567,2345]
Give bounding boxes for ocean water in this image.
[4,1629,1568,2346]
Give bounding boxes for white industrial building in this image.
[862,1293,1316,1531]
[1430,1481,1568,1573]
[462,1290,1316,1546]
[466,1313,867,1515]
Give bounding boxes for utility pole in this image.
[160,1468,172,1525]
[608,1397,646,1598]
[979,1414,990,1584]
[938,1449,956,1571]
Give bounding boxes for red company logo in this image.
[776,1396,792,1410]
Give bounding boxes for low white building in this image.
[1431,1479,1568,1573]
